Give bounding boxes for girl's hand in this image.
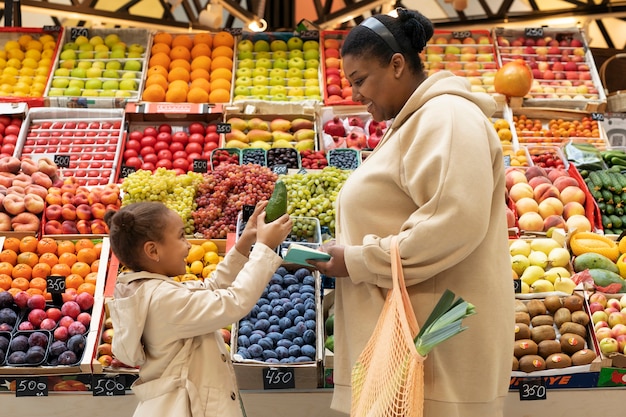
[256,212,293,250]
[236,201,267,254]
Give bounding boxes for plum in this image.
[301,344,315,359]
[237,335,251,348]
[67,334,86,354]
[248,343,262,358]
[303,293,315,302]
[293,336,304,347]
[267,332,283,344]
[268,315,280,325]
[294,322,307,336]
[267,292,279,301]
[238,324,252,337]
[290,293,303,302]
[286,309,300,321]
[0,291,13,308]
[257,298,270,306]
[294,316,305,325]
[269,284,283,293]
[259,304,272,314]
[25,345,46,364]
[283,275,298,286]
[269,274,283,285]
[303,329,316,345]
[237,347,251,360]
[276,339,293,348]
[0,348,5,363]
[254,319,270,332]
[8,350,27,364]
[0,323,13,332]
[279,289,291,299]
[58,350,78,365]
[300,284,315,294]
[302,275,316,286]
[294,268,310,281]
[68,321,87,336]
[275,346,289,359]
[287,284,300,294]
[272,306,285,318]
[268,325,281,333]
[266,358,280,363]
[0,307,18,326]
[275,266,289,276]
[288,345,301,357]
[0,334,9,352]
[257,311,269,320]
[282,328,297,341]
[28,331,49,348]
[279,317,292,331]
[249,333,262,345]
[49,340,67,357]
[295,356,312,363]
[305,320,316,330]
[258,337,273,350]
[10,335,29,352]
[304,309,316,321]
[262,350,278,360]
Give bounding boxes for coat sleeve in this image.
[345,95,502,287]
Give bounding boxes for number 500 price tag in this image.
[519,377,546,400]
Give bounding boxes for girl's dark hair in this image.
[341,8,434,72]
[104,201,171,271]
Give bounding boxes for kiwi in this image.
[531,325,557,344]
[543,295,563,314]
[518,354,546,372]
[560,333,586,355]
[515,311,531,326]
[559,322,587,339]
[554,307,572,328]
[545,353,572,369]
[537,339,561,359]
[563,294,584,312]
[531,314,554,327]
[571,348,597,366]
[515,323,531,340]
[514,339,538,359]
[512,356,519,371]
[526,299,547,317]
[571,310,590,327]
[515,299,529,313]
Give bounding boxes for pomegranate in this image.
[368,120,387,135]
[494,60,533,97]
[367,126,385,149]
[348,116,365,128]
[323,117,346,137]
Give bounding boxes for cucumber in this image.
[587,269,626,291]
[265,179,287,223]
[598,170,616,192]
[601,189,614,205]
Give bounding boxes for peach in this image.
[509,182,534,202]
[566,214,592,233]
[90,203,106,219]
[46,192,63,206]
[44,219,63,234]
[506,207,516,228]
[11,212,40,232]
[25,184,48,199]
[100,189,120,205]
[505,168,528,190]
[538,196,564,218]
[543,214,567,231]
[38,157,58,177]
[61,192,75,205]
[91,219,108,234]
[533,183,560,203]
[553,175,579,192]
[515,197,539,216]
[0,156,22,173]
[76,204,92,221]
[76,219,91,234]
[45,203,63,221]
[560,185,586,205]
[563,201,586,219]
[61,220,79,234]
[24,194,45,214]
[12,173,32,189]
[525,165,548,181]
[72,193,89,206]
[529,175,552,189]
[2,193,25,215]
[20,158,39,175]
[518,211,544,232]
[0,212,11,231]
[30,171,53,188]
[61,203,77,221]
[547,168,569,183]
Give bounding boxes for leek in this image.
[414,289,476,356]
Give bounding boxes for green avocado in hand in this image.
[265,179,287,223]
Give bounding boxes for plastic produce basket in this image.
[210,148,241,170]
[327,148,360,170]
[320,30,357,106]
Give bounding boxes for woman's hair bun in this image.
[396,8,434,53]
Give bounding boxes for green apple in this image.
[82,89,100,97]
[286,77,303,87]
[302,40,319,51]
[288,86,304,97]
[304,85,320,96]
[127,51,143,59]
[235,76,252,87]
[254,40,270,52]
[305,78,319,86]
[76,61,92,70]
[79,43,94,52]
[303,68,318,79]
[111,42,127,52]
[104,34,121,48]
[69,79,85,89]
[110,49,126,59]
[115,90,132,98]
[106,61,122,70]
[251,85,268,96]
[70,67,86,78]
[64,86,82,96]
[272,50,287,60]
[271,93,287,101]
[271,40,288,52]
[233,95,248,102]
[89,36,104,46]
[78,51,94,60]
[234,85,251,96]
[236,67,252,78]
[99,90,117,97]
[74,35,89,46]
[255,58,272,70]
[52,78,70,88]
[119,79,137,90]
[237,40,253,53]
[256,51,271,60]
[269,76,285,87]
[273,58,288,69]
[288,49,303,59]
[102,69,120,79]
[128,43,145,54]
[238,58,255,69]
[86,67,102,78]
[303,49,320,60]
[238,49,254,60]
[305,59,319,69]
[252,75,268,86]
[269,85,287,96]
[94,44,109,53]
[122,71,137,79]
[54,68,71,77]
[124,60,142,72]
[286,67,302,79]
[287,37,304,51]
[269,68,286,78]
[94,51,110,60]
[47,88,64,96]
[252,67,268,78]
[63,42,78,51]
[92,61,106,69]
[60,49,77,60]
[102,80,119,90]
[288,57,305,70]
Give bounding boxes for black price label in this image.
[16,377,48,397]
[120,165,136,178]
[513,279,522,294]
[451,31,472,39]
[591,113,605,121]
[297,167,308,174]
[43,25,61,32]
[192,158,209,173]
[47,275,66,294]
[92,375,126,396]
[272,164,288,175]
[300,30,319,40]
[54,154,71,168]
[242,204,255,222]
[70,27,90,40]
[223,27,243,36]
[524,27,544,38]
[216,123,232,134]
[504,154,511,168]
[519,377,547,400]
[262,367,295,390]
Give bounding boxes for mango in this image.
[227,117,247,131]
[225,128,247,143]
[224,139,249,149]
[294,128,316,141]
[295,139,315,152]
[246,129,273,142]
[247,117,269,131]
[272,131,294,142]
[291,117,314,131]
[272,139,293,148]
[270,118,292,132]
[249,141,272,150]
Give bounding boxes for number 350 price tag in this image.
[519,377,546,400]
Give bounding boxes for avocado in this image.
[265,179,287,223]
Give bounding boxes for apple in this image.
[599,337,619,355]
[608,311,626,327]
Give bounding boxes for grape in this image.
[121,168,203,234]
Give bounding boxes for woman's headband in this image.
[360,17,402,53]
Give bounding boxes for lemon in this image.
[189,260,204,275]
[203,251,219,265]
[4,40,20,52]
[201,240,218,253]
[18,35,33,48]
[186,244,205,263]
[180,273,198,282]
[26,40,43,52]
[202,264,216,278]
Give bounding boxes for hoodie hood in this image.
[105,271,169,367]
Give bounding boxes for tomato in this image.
[173,158,189,171]
[188,123,205,135]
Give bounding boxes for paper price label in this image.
[519,377,547,400]
[591,113,605,121]
[452,31,472,39]
[300,30,319,40]
[262,367,295,390]
[16,377,48,397]
[272,164,288,175]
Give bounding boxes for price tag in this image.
[47,275,66,294]
[54,154,71,168]
[223,27,243,36]
[16,377,48,397]
[242,204,255,222]
[524,27,544,38]
[43,25,61,32]
[451,31,472,40]
[504,155,511,168]
[262,367,295,390]
[92,375,126,396]
[519,377,547,400]
[119,165,136,178]
[297,167,308,174]
[300,30,319,40]
[216,123,231,134]
[513,279,522,294]
[70,27,90,41]
[591,113,605,121]
[192,158,209,173]
[272,164,288,175]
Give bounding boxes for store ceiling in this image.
[2,0,625,49]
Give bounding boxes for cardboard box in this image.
[0,102,29,158]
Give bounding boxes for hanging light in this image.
[199,0,224,28]
[210,0,268,32]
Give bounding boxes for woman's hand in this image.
[309,243,349,277]
[236,201,266,255]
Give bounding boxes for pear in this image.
[543,266,571,284]
[224,139,249,149]
[509,239,531,257]
[269,118,292,132]
[520,265,545,286]
[528,250,549,269]
[547,247,571,268]
[295,139,315,152]
[227,117,248,131]
[521,281,530,294]
[511,254,530,277]
[554,276,576,295]
[531,279,555,293]
[249,140,272,150]
[529,238,562,255]
[247,117,269,131]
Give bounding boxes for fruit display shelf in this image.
[424,29,500,102]
[493,27,606,112]
[0,102,28,159]
[585,291,626,370]
[44,27,151,109]
[0,26,64,108]
[233,32,323,103]
[14,107,126,186]
[142,31,235,104]
[319,30,355,106]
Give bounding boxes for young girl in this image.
[104,200,292,417]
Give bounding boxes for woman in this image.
[312,8,514,417]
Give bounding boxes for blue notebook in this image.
[283,243,331,266]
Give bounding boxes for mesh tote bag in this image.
[350,237,425,417]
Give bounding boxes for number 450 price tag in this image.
[262,367,295,390]
[519,377,546,400]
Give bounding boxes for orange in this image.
[153,32,173,46]
[29,277,47,292]
[168,67,190,83]
[71,261,91,278]
[77,248,98,265]
[51,263,71,277]
[211,45,233,59]
[169,45,191,61]
[191,43,211,59]
[0,274,11,290]
[26,288,43,297]
[189,78,211,92]
[75,239,95,251]
[168,79,189,93]
[146,64,169,79]
[149,52,171,70]
[93,242,103,258]
[190,68,210,82]
[7,287,22,298]
[209,67,232,82]
[59,252,78,267]
[191,56,211,72]
[0,249,17,265]
[65,273,84,289]
[146,73,168,90]
[210,78,230,92]
[16,252,39,268]
[213,31,234,48]
[3,237,21,252]
[84,271,98,285]
[171,34,193,50]
[11,264,32,280]
[56,240,75,255]
[19,236,38,253]
[209,88,230,103]
[37,237,58,255]
[90,259,100,273]
[193,33,213,47]
[77,282,96,296]
[0,262,13,276]
[169,58,191,72]
[151,42,171,55]
[187,87,210,103]
[142,84,166,102]
[31,263,52,279]
[210,56,233,71]
[165,85,188,103]
[39,252,59,268]
[44,292,52,301]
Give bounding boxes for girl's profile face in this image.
[154,210,191,277]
